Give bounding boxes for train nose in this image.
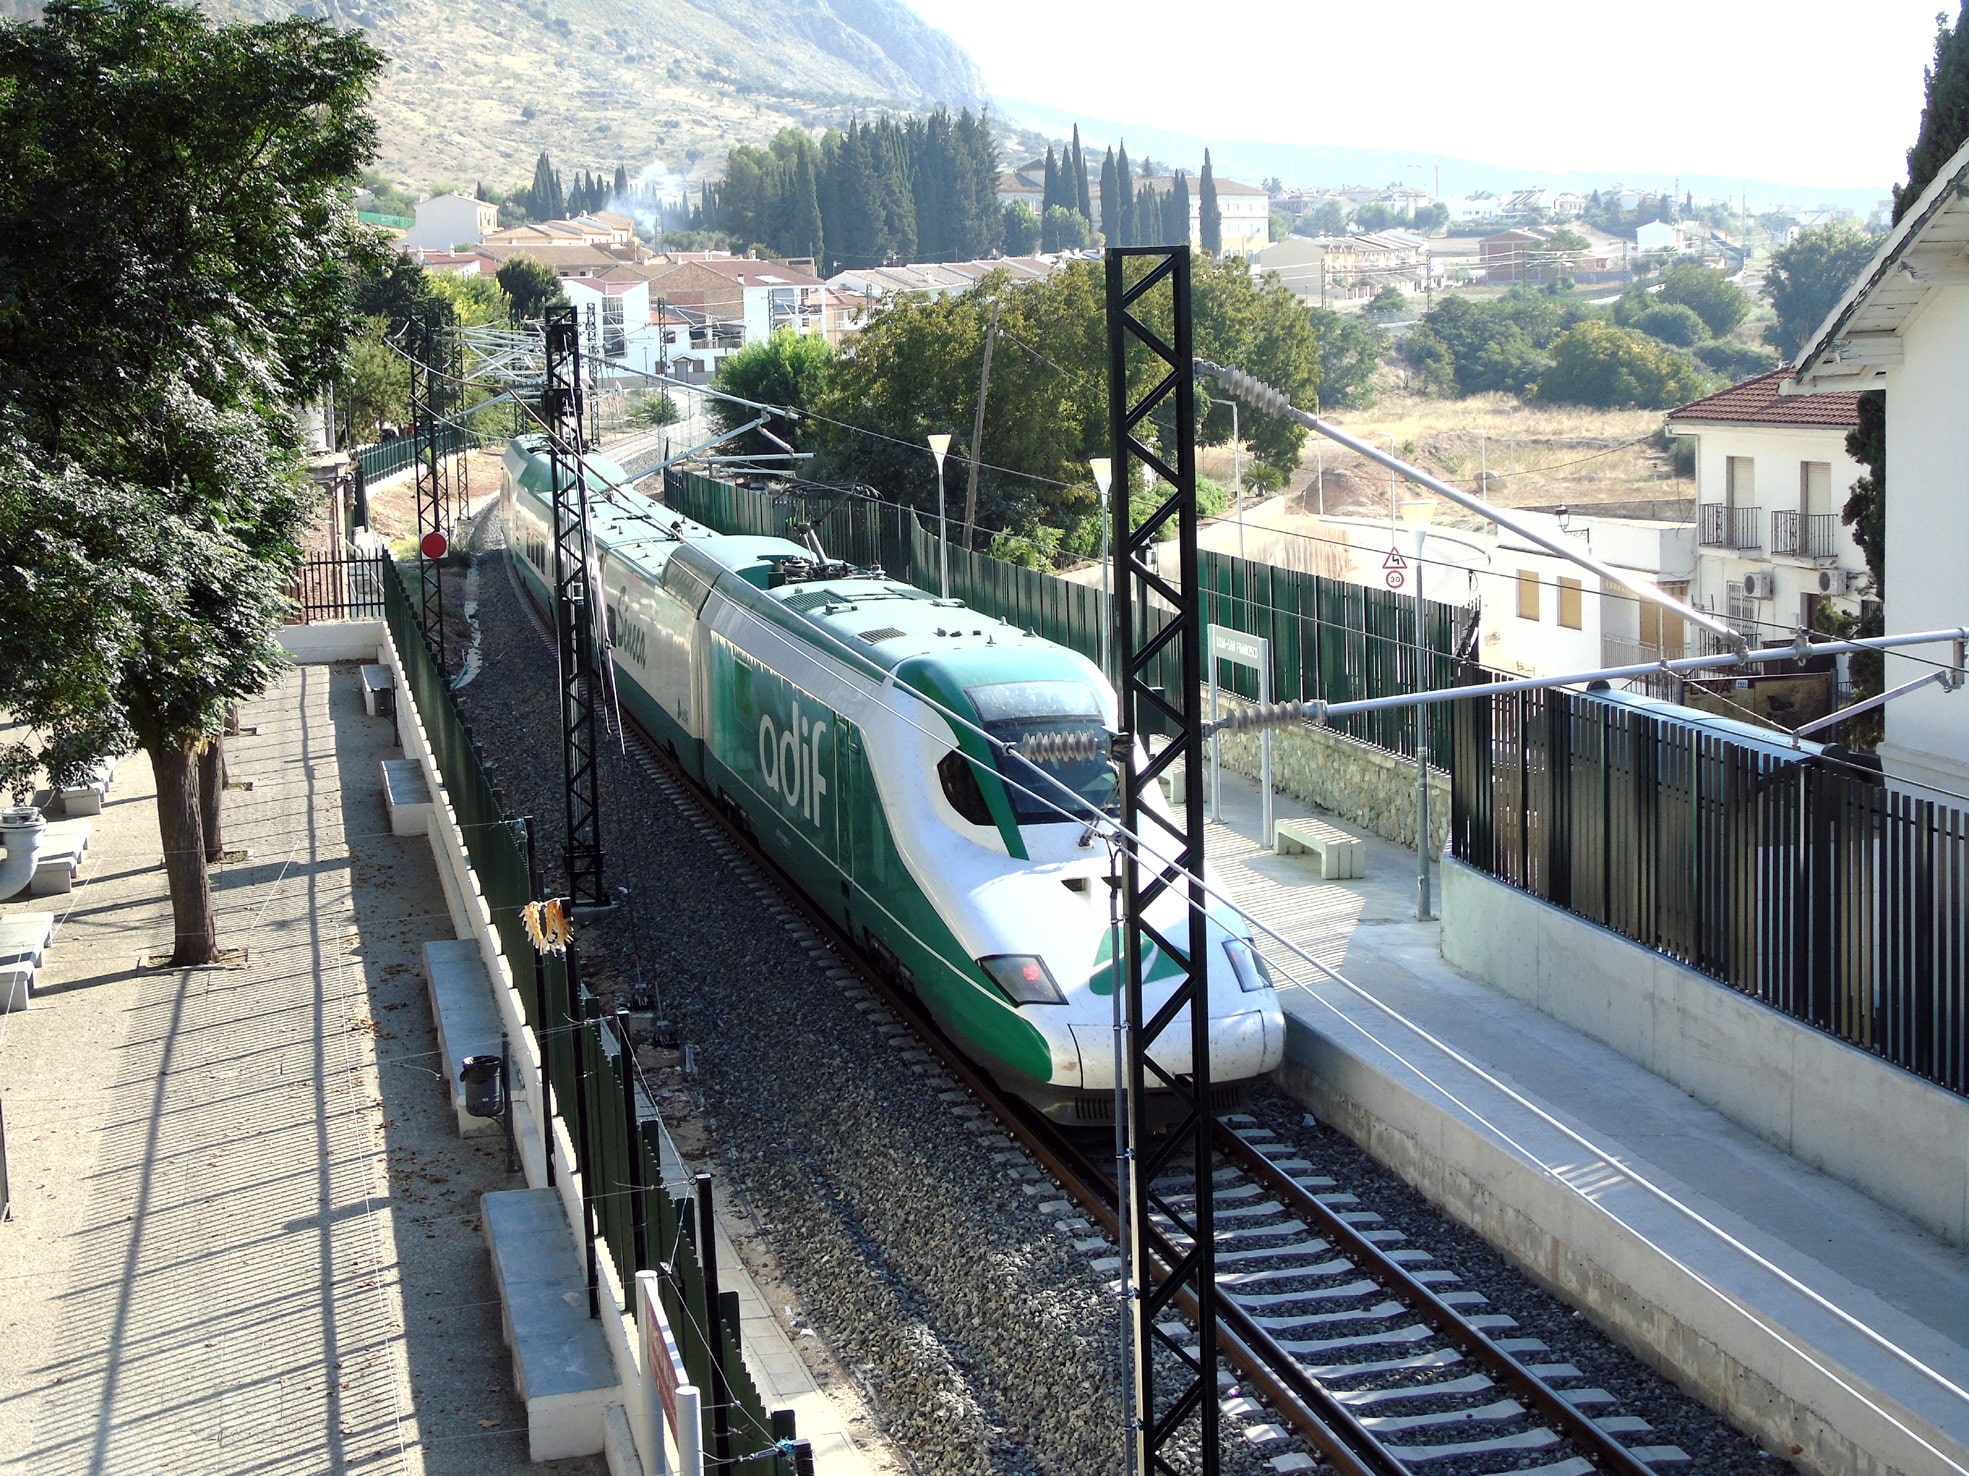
[1068,1001,1283,1088]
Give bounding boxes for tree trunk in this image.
[153,743,216,966]
[199,736,225,862]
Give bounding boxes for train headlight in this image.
[978,954,1066,1006]
[1222,938,1275,994]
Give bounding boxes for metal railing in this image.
[1773,510,1841,559]
[665,469,1465,766]
[376,558,802,1468]
[1699,503,1762,549]
[287,551,389,623]
[1451,685,1969,1098]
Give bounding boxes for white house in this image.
[1664,370,1869,648]
[1789,132,1969,798]
[400,193,499,252]
[559,275,652,376]
[1635,219,1699,256]
[1480,503,1697,677]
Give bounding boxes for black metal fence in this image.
[666,469,1464,765]
[1452,686,1969,1098]
[378,557,799,1467]
[287,551,389,623]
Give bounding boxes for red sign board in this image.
[1382,547,1407,571]
[1385,570,1405,589]
[639,1274,688,1440]
[419,530,448,560]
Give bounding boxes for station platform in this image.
[1207,768,1969,1476]
[0,668,597,1474]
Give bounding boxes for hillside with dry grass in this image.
[39,0,988,192]
[1260,393,1689,528]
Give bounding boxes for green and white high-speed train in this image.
[501,436,1285,1121]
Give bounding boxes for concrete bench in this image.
[44,755,116,818]
[1274,817,1366,879]
[29,819,92,896]
[360,663,395,718]
[0,911,56,1011]
[422,939,505,1138]
[482,1188,619,1461]
[381,758,432,836]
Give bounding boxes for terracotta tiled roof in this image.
[1666,368,1862,428]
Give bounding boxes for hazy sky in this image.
[906,0,1946,189]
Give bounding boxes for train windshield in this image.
[967,680,1116,825]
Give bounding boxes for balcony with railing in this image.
[1699,503,1762,549]
[1772,510,1841,559]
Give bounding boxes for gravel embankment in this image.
[452,505,1791,1476]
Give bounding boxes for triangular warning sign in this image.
[1383,547,1408,570]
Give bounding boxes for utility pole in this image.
[962,298,999,548]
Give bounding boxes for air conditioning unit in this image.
[1817,569,1855,595]
[1742,572,1777,600]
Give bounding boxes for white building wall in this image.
[1881,289,1969,793]
[401,194,496,252]
[1682,422,1868,640]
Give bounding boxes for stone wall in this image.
[1210,693,1449,854]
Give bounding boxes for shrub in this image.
[1693,339,1781,378]
[1533,321,1710,409]
[1632,303,1707,347]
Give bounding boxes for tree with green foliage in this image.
[1295,198,1348,236]
[1533,321,1709,409]
[1355,201,1394,232]
[1199,151,1222,256]
[1304,308,1386,409]
[1632,303,1707,347]
[1399,290,1598,398]
[1763,221,1879,357]
[1115,142,1134,245]
[1041,205,1090,252]
[807,257,1328,551]
[1042,145,1060,215]
[1002,200,1040,255]
[1896,2,1969,221]
[1656,262,1750,337]
[1692,339,1780,378]
[497,255,567,324]
[629,392,680,428]
[1366,286,1410,322]
[0,0,381,963]
[711,330,835,458]
[1410,201,1449,233]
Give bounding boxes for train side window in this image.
[937,750,992,827]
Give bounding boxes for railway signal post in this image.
[1106,244,1220,1475]
[541,305,610,910]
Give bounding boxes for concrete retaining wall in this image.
[1439,857,1969,1249]
[1209,694,1450,854]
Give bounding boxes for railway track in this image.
[502,534,1696,1476]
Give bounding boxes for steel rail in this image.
[599,694,1388,1473]
[1213,1127,1658,1476]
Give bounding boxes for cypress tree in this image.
[614,163,629,199]
[1099,147,1118,244]
[1898,3,1969,222]
[1115,141,1133,245]
[1042,144,1058,216]
[793,149,823,261]
[1199,150,1222,256]
[1072,124,1091,220]
[1136,181,1160,245]
[1164,171,1188,247]
[527,151,555,219]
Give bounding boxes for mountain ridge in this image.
[137,0,988,191]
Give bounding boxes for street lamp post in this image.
[928,433,953,598]
[1401,496,1436,921]
[1091,457,1114,684]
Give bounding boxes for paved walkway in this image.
[0,666,599,1474]
[1205,766,1969,1471]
